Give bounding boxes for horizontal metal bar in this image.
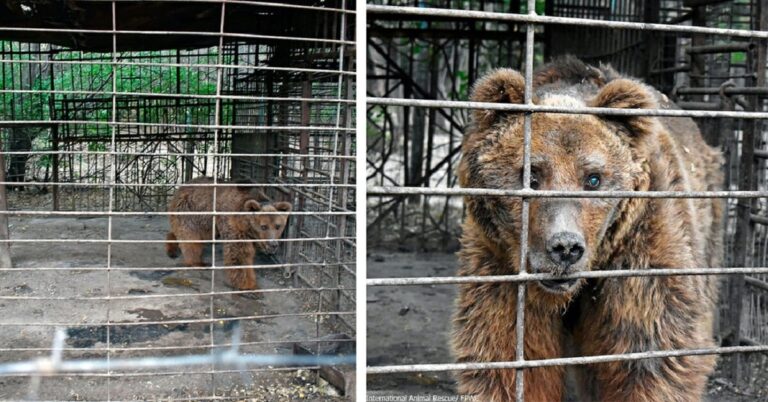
[0,351,355,376]
[0,150,355,159]
[649,64,690,74]
[366,5,768,38]
[0,27,355,46]
[745,276,768,292]
[0,59,355,76]
[0,311,355,327]
[0,120,355,132]
[1,210,355,217]
[0,286,353,301]
[366,267,768,286]
[0,236,355,244]
[79,0,355,14]
[686,43,755,54]
[368,186,768,199]
[366,345,768,374]
[683,0,731,6]
[367,97,768,119]
[0,261,355,272]
[751,214,768,224]
[0,182,354,188]
[0,89,354,104]
[0,365,323,379]
[0,337,355,353]
[677,86,768,95]
[677,101,722,110]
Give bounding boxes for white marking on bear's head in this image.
[538,93,586,108]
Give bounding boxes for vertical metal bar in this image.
[515,1,536,401]
[47,53,59,212]
[210,2,227,397]
[0,150,11,269]
[51,125,59,211]
[729,41,754,390]
[323,0,348,328]
[106,2,118,400]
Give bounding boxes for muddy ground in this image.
[0,215,353,401]
[366,251,767,402]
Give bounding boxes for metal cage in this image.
[366,0,768,400]
[0,1,356,400]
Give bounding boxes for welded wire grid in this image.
[366,0,768,400]
[0,0,355,400]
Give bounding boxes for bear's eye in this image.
[260,225,268,231]
[585,174,601,190]
[529,176,540,190]
[275,224,281,230]
[521,171,540,190]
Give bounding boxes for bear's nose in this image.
[266,241,279,254]
[546,231,585,266]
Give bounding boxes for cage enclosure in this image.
[0,0,356,400]
[366,0,768,400]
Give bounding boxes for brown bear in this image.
[165,176,292,290]
[452,57,724,402]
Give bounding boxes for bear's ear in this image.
[243,199,262,211]
[588,79,658,137]
[470,69,527,130]
[274,201,292,213]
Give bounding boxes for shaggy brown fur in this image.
[452,57,723,402]
[165,176,292,290]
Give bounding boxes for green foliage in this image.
[0,43,223,152]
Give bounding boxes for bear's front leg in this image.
[452,282,566,402]
[576,276,716,402]
[223,241,257,291]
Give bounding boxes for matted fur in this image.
[165,177,291,290]
[452,57,724,402]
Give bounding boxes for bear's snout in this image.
[264,240,280,254]
[546,231,585,267]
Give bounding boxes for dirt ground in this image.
[0,215,353,401]
[366,250,768,402]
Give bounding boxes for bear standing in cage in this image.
[451,57,724,402]
[165,176,292,291]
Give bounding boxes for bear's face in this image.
[243,200,293,254]
[461,69,656,294]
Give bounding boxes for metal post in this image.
[0,150,10,268]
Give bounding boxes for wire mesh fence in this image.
[366,0,768,400]
[0,0,356,400]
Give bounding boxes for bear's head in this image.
[242,199,293,255]
[460,68,657,295]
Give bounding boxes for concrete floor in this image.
[366,250,765,402]
[0,215,349,401]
